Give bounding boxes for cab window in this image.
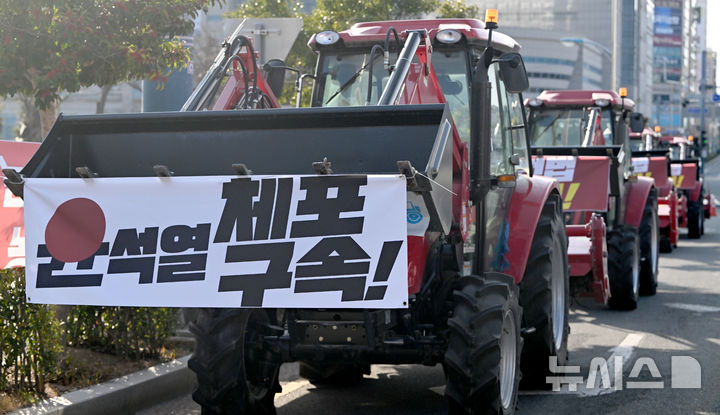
[488,65,514,176]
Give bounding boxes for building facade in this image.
[651,0,707,134]
[470,0,655,113]
[501,27,605,97]
[619,0,655,115]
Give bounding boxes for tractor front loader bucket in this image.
[632,150,678,249]
[669,159,700,190]
[531,145,622,305]
[5,104,455,234]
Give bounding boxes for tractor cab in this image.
[629,127,661,152]
[526,90,643,179]
[307,19,533,176]
[659,135,695,160]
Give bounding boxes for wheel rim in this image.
[551,238,566,351]
[651,212,659,276]
[244,311,275,400]
[632,240,640,297]
[499,309,517,410]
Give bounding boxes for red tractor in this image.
[6,14,571,414]
[656,135,717,238]
[526,90,659,309]
[629,127,679,252]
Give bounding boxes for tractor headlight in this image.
[594,99,610,107]
[527,98,543,107]
[436,29,463,44]
[315,31,340,46]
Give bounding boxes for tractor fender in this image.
[689,177,703,202]
[623,177,655,228]
[657,177,674,198]
[506,174,559,283]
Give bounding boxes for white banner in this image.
[632,157,649,174]
[24,175,408,308]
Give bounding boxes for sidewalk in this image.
[10,356,195,415]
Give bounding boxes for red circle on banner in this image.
[45,198,106,263]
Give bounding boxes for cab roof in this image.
[630,127,658,139]
[660,136,692,145]
[532,90,635,111]
[309,19,521,54]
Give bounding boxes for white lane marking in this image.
[707,338,720,347]
[665,303,720,313]
[579,333,644,397]
[520,333,645,396]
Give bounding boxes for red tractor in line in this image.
[630,127,679,252]
[526,90,659,310]
[656,135,717,238]
[7,13,571,414]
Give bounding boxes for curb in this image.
[10,355,195,415]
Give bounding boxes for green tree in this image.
[305,0,437,33]
[0,0,220,136]
[233,0,303,18]
[228,0,438,105]
[437,0,479,18]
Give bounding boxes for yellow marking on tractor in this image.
[672,175,685,188]
[558,182,581,210]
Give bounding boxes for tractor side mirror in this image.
[496,53,529,93]
[263,59,288,98]
[629,112,644,133]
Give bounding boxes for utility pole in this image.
[611,0,618,91]
[700,50,707,174]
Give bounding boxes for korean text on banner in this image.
[24,175,409,308]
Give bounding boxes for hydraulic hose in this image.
[384,27,401,73]
[366,44,385,106]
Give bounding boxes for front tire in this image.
[519,193,569,388]
[639,192,659,296]
[659,231,673,253]
[607,226,640,310]
[445,274,522,414]
[189,309,281,415]
[688,201,703,239]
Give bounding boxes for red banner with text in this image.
[670,162,697,190]
[532,155,610,212]
[632,156,669,187]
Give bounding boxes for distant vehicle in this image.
[629,127,679,252]
[527,89,658,309]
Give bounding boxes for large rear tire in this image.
[607,226,640,310]
[518,193,569,389]
[445,274,522,415]
[688,201,703,239]
[189,309,281,415]
[639,192,659,296]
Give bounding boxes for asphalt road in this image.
[139,156,720,415]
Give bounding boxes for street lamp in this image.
[560,37,612,56]
[560,37,614,90]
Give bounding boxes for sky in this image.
[708,1,720,86]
